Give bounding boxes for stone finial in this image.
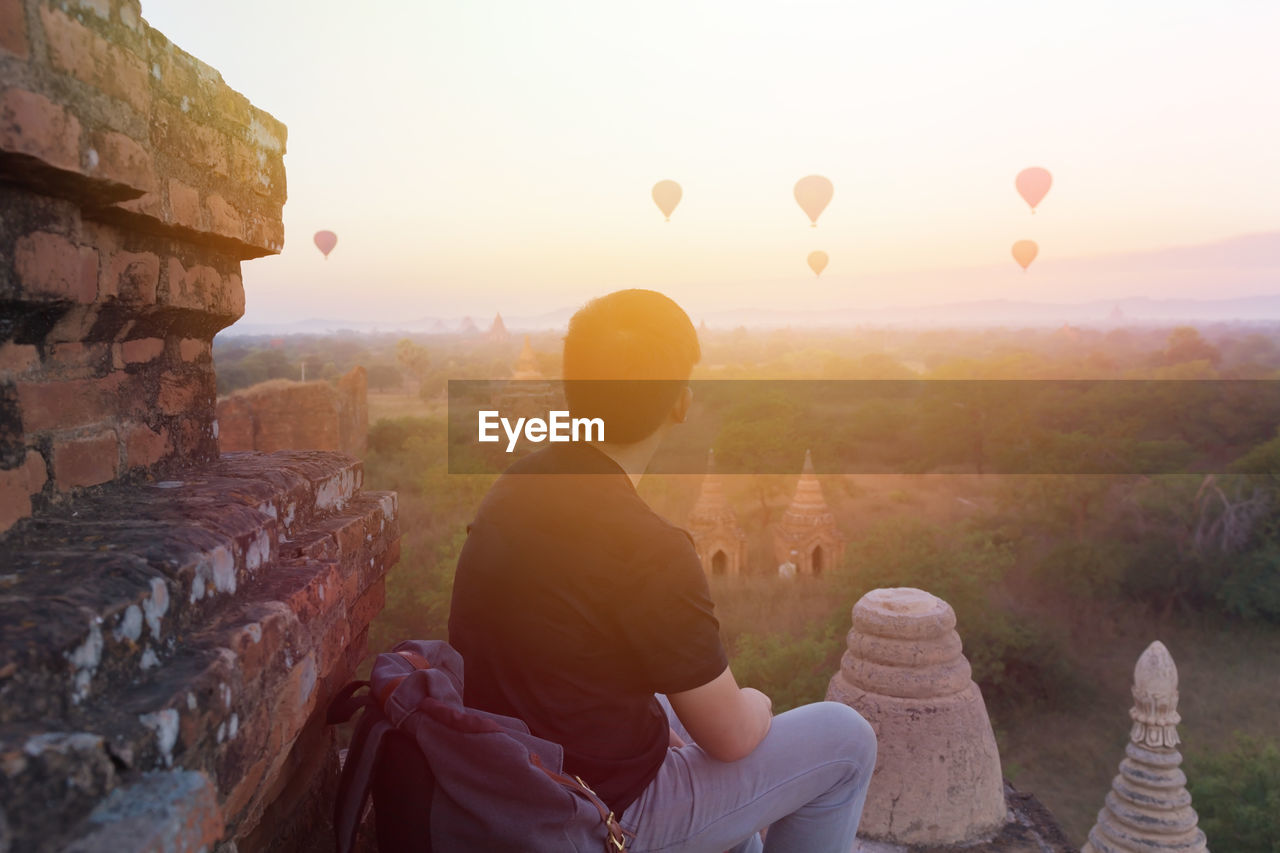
[1083,641,1207,853]
[1130,640,1181,749]
[827,588,1007,845]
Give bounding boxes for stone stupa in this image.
[1082,641,1208,853]
[828,587,1007,845]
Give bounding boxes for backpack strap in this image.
[529,753,635,852]
[329,681,395,853]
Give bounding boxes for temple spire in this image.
[687,448,747,577]
[1083,641,1207,853]
[773,450,843,577]
[511,336,543,380]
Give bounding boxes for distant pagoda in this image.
[511,335,545,380]
[493,335,558,417]
[687,450,748,578]
[487,312,510,342]
[773,450,844,577]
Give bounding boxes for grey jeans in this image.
[619,695,877,853]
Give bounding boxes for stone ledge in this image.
[0,450,399,851]
[852,781,1074,853]
[0,0,287,259]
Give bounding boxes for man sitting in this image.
[448,289,876,852]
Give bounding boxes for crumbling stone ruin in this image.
[217,366,369,457]
[0,2,399,849]
[830,588,1073,852]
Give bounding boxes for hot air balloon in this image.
[794,175,833,227]
[807,251,829,277]
[314,230,338,259]
[1012,240,1038,271]
[652,180,682,221]
[1015,168,1052,213]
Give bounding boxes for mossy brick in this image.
[38,6,151,115]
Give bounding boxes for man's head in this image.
[563,289,700,445]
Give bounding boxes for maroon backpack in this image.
[327,640,632,853]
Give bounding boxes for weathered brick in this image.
[40,6,150,114]
[106,250,159,303]
[17,372,126,432]
[74,0,111,19]
[0,88,81,172]
[123,422,171,468]
[45,341,108,376]
[231,139,272,196]
[92,130,157,193]
[0,450,48,531]
[178,338,207,362]
[14,232,98,302]
[52,429,118,488]
[164,259,241,316]
[113,191,162,218]
[205,194,241,239]
[189,124,228,176]
[0,0,29,59]
[157,373,197,415]
[168,178,200,228]
[349,577,385,633]
[120,337,163,364]
[0,342,39,377]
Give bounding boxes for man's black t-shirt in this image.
[448,443,729,815]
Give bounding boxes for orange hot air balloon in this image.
[794,175,833,226]
[1015,167,1052,213]
[1012,240,1038,271]
[807,251,829,277]
[652,180,682,221]
[314,230,338,259]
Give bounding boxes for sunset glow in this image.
[142,0,1280,325]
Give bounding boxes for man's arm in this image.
[667,666,772,762]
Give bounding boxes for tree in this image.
[1162,326,1220,367]
[395,339,432,397]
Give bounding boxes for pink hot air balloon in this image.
[314,230,338,259]
[652,180,682,221]
[807,251,829,277]
[794,175,833,227]
[1012,239,1038,271]
[1015,167,1052,213]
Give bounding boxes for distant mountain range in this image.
[222,232,1280,335]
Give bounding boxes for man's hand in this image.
[668,667,773,762]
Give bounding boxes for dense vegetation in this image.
[217,321,1280,846]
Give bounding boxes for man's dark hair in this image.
[563,289,701,444]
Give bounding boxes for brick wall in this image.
[0,3,399,850]
[1,0,285,535]
[216,367,369,458]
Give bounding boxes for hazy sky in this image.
[144,1,1279,325]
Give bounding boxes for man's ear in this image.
[671,384,693,425]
